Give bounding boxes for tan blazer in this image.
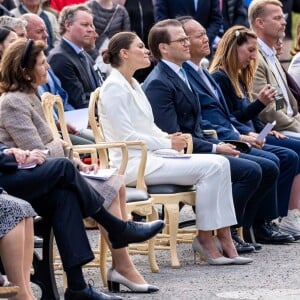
[0,91,64,156]
[252,48,300,132]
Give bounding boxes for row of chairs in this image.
[41,89,197,287]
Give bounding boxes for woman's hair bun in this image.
[102,49,112,64]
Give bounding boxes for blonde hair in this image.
[248,0,282,28]
[210,26,258,99]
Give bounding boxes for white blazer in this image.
[99,68,172,184]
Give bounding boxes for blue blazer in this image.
[154,0,222,49]
[183,62,253,140]
[48,39,101,109]
[142,61,220,153]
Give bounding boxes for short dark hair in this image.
[0,39,46,93]
[59,4,92,35]
[148,19,183,60]
[102,31,137,68]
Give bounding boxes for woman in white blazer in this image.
[99,31,253,270]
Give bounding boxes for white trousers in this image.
[145,154,237,230]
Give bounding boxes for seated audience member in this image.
[0,15,27,37]
[10,0,59,51]
[99,31,252,265]
[0,38,162,295]
[274,36,300,109]
[154,0,222,52]
[87,0,130,61]
[142,18,294,246]
[0,143,164,299]
[48,4,103,109]
[249,0,300,137]
[288,20,300,89]
[209,25,300,238]
[0,26,18,60]
[180,17,299,243]
[0,189,36,300]
[22,13,95,145]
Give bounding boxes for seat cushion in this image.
[147,184,195,194]
[126,187,150,203]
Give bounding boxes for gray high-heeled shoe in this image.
[192,237,233,265]
[213,236,253,265]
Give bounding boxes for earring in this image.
[26,76,31,81]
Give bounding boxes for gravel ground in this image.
[31,206,300,300]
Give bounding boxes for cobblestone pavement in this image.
[32,206,300,300]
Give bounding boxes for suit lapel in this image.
[113,70,153,120]
[184,63,229,115]
[158,61,199,112]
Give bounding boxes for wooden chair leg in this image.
[99,235,108,287]
[164,203,180,268]
[147,207,159,272]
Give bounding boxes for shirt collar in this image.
[186,60,199,72]
[161,59,182,76]
[258,38,276,58]
[62,37,82,55]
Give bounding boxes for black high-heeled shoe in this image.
[109,220,164,249]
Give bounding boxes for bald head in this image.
[21,13,48,45]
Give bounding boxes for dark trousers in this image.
[0,158,104,270]
[239,151,279,227]
[261,144,298,217]
[226,155,262,227]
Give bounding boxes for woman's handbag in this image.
[95,4,120,74]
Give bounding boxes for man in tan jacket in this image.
[249,0,300,137]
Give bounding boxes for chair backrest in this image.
[88,87,148,190]
[88,87,109,168]
[41,92,73,146]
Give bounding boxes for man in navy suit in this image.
[179,17,299,243]
[143,19,293,248]
[154,0,222,50]
[48,4,102,109]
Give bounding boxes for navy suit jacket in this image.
[0,142,18,173]
[154,0,222,49]
[183,62,253,140]
[48,39,101,109]
[142,61,220,153]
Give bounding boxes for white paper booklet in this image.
[64,108,88,131]
[256,121,276,143]
[80,168,117,180]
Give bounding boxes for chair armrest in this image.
[73,142,128,175]
[203,129,218,139]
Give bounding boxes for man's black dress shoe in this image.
[253,223,294,244]
[231,229,255,254]
[65,285,122,300]
[242,228,263,251]
[109,220,165,249]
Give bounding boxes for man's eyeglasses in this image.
[168,36,190,46]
